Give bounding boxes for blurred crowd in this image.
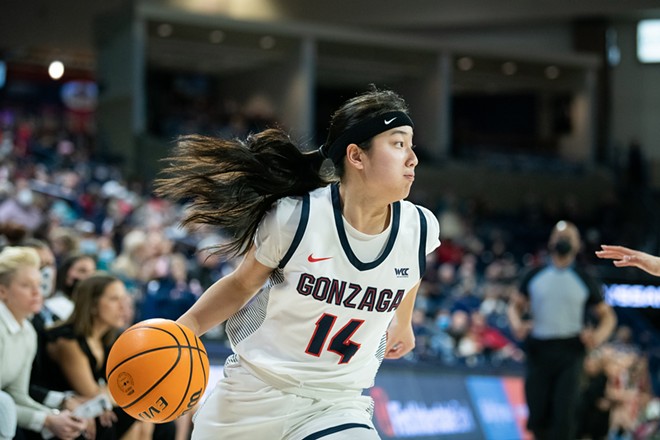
[0,100,658,439]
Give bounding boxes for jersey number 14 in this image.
[305,313,364,364]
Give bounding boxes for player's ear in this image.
[345,143,364,170]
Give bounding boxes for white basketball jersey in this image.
[225,184,439,394]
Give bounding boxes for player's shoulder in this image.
[400,200,438,225]
[265,186,329,232]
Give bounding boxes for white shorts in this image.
[191,362,380,440]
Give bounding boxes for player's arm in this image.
[596,244,660,276]
[384,280,421,359]
[177,245,273,337]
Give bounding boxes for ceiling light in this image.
[259,36,276,50]
[209,30,225,44]
[501,61,517,75]
[545,65,560,79]
[48,61,64,80]
[157,23,173,38]
[457,57,474,71]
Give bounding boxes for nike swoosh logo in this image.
[384,117,397,125]
[308,254,333,263]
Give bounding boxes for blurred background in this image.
[1,1,660,439]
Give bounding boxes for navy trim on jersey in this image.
[416,206,427,277]
[331,183,400,271]
[278,193,310,269]
[302,423,373,440]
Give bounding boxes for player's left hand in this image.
[384,322,415,359]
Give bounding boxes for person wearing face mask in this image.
[20,239,86,415]
[45,254,97,322]
[507,221,617,440]
[0,179,44,233]
[0,246,87,440]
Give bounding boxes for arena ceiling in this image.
[0,0,659,79]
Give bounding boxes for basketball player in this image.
[155,87,440,439]
[596,244,660,276]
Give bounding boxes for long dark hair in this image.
[64,272,123,346]
[154,86,410,258]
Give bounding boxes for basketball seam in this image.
[107,345,205,376]
[159,323,196,422]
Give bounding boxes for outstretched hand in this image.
[595,245,660,276]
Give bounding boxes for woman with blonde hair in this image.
[0,246,86,439]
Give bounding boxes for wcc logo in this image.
[394,267,409,278]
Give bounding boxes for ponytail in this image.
[155,129,331,257]
[156,86,412,258]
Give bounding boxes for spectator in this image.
[0,179,44,233]
[45,253,96,321]
[21,238,86,413]
[576,349,612,440]
[605,347,642,440]
[140,252,199,322]
[468,310,523,364]
[0,246,86,439]
[48,227,80,264]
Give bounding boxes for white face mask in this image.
[16,188,34,206]
[39,266,55,298]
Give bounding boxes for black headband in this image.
[320,111,414,161]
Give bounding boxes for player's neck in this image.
[338,185,391,235]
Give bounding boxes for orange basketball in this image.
[106,318,210,423]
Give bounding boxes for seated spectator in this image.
[604,343,653,440]
[48,227,80,264]
[43,272,175,439]
[45,253,96,321]
[140,253,199,322]
[429,308,456,364]
[0,246,86,439]
[0,179,44,233]
[190,233,236,290]
[446,309,479,363]
[410,308,433,359]
[468,311,523,364]
[576,349,611,440]
[110,228,149,294]
[21,238,86,412]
